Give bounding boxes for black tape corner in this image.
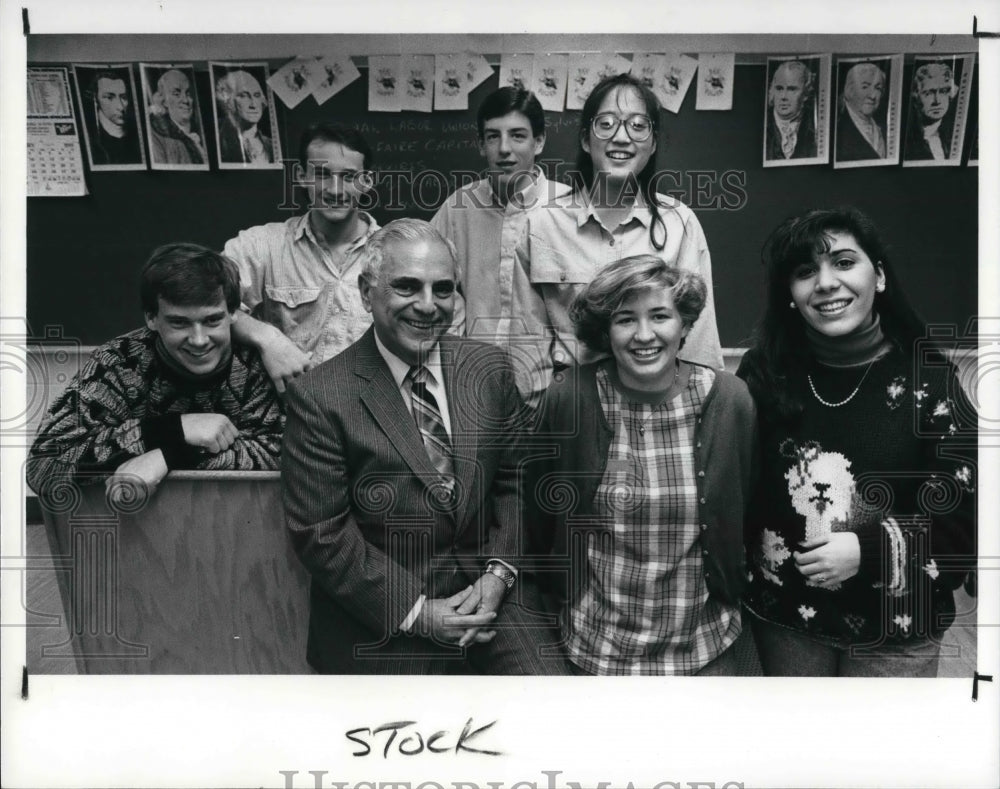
[972,671,993,701]
[973,15,1000,38]
[22,7,30,36]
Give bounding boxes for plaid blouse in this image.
[564,365,740,675]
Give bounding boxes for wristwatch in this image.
[485,560,516,591]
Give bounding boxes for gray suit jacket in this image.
[282,327,533,673]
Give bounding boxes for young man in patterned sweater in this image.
[27,243,284,505]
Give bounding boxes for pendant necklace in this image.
[807,358,878,407]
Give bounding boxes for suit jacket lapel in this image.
[355,329,443,489]
[440,337,479,532]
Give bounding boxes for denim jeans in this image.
[749,612,942,677]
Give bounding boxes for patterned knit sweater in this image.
[27,328,284,502]
[737,347,975,645]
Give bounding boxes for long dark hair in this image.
[741,206,929,422]
[572,73,670,251]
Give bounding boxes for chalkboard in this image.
[27,61,978,348]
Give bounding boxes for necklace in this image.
[807,359,878,407]
[620,361,681,435]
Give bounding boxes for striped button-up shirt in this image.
[431,170,572,344]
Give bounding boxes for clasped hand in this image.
[416,574,508,648]
[794,532,861,588]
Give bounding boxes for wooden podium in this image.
[39,471,313,673]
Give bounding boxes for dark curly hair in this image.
[740,206,929,422]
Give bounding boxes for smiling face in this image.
[96,76,129,128]
[159,69,193,126]
[145,295,234,375]
[789,231,885,338]
[608,284,689,392]
[582,86,657,183]
[230,71,264,127]
[360,237,456,365]
[479,110,544,196]
[302,140,370,226]
[770,62,809,121]
[843,63,885,118]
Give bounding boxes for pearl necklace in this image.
[807,359,878,407]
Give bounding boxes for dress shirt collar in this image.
[773,113,801,137]
[921,119,943,140]
[97,111,127,139]
[486,165,552,210]
[577,189,651,230]
[373,330,445,391]
[293,210,378,249]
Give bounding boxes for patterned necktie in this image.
[407,365,455,487]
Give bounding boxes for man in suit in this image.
[836,62,888,162]
[282,218,567,675]
[765,60,817,161]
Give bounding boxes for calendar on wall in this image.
[27,67,87,196]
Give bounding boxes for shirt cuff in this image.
[399,594,426,633]
[140,414,199,470]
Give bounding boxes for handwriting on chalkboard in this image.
[345,718,502,757]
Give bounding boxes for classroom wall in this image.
[23,34,981,437]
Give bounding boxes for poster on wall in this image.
[139,63,210,170]
[312,54,361,105]
[498,53,534,92]
[209,61,283,169]
[400,54,435,112]
[71,63,147,171]
[530,52,568,111]
[567,52,631,110]
[631,51,697,114]
[832,54,903,169]
[695,52,735,110]
[27,66,87,195]
[269,56,324,109]
[763,54,831,167]
[367,55,402,112]
[902,53,975,166]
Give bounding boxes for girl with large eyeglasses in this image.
[510,74,723,407]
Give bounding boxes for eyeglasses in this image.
[591,113,654,142]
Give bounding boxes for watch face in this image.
[488,564,514,588]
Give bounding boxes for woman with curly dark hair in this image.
[737,206,976,676]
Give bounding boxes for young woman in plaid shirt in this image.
[527,254,758,675]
